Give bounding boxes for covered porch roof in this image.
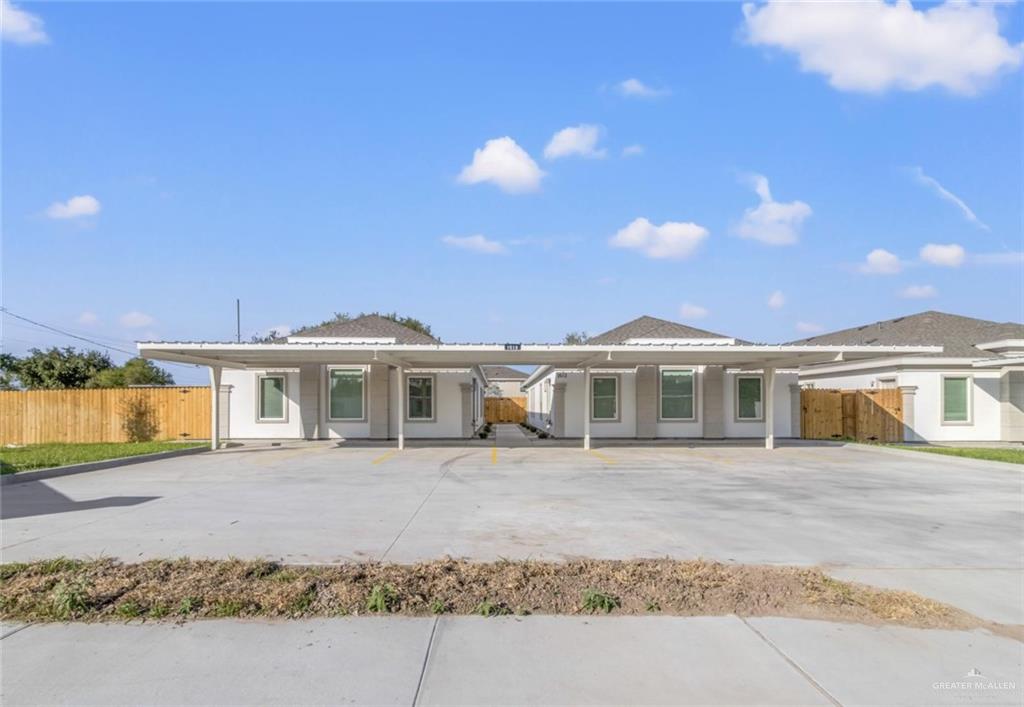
[139,340,941,371]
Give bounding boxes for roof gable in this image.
[587,315,741,344]
[482,365,529,380]
[789,311,1023,358]
[289,314,439,344]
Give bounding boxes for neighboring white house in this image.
[140,312,942,449]
[794,311,1024,443]
[217,315,488,441]
[482,365,529,398]
[522,316,800,441]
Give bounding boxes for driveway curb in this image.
[1,446,209,486]
[842,442,1022,471]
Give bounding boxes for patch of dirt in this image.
[0,557,1010,636]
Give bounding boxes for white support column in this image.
[209,365,222,451]
[764,367,775,450]
[583,367,592,450]
[396,367,405,450]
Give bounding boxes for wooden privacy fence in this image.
[485,396,527,424]
[0,387,210,445]
[800,388,903,443]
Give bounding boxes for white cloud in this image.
[742,0,1023,95]
[796,321,824,334]
[859,248,903,275]
[543,124,606,160]
[679,303,709,320]
[621,144,645,158]
[911,167,988,230]
[1,0,48,45]
[441,234,506,255]
[76,311,98,325]
[767,290,786,310]
[120,311,155,328]
[900,284,938,299]
[457,137,544,194]
[735,174,811,245]
[609,217,709,260]
[45,195,101,220]
[920,243,965,267]
[615,78,670,98]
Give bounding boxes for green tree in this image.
[88,357,174,388]
[1,347,114,389]
[563,331,589,345]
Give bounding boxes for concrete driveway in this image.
[2,441,1022,622]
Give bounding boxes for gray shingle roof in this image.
[482,365,529,380]
[289,314,439,344]
[587,315,742,344]
[788,311,1023,358]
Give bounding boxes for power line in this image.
[0,308,199,369]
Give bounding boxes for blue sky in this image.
[2,1,1022,384]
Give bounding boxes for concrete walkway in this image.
[2,616,1020,705]
[494,423,535,447]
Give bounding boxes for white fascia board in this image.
[624,337,736,345]
[800,356,981,377]
[973,356,1024,368]
[472,365,488,385]
[521,365,555,391]
[287,336,397,344]
[975,339,1024,352]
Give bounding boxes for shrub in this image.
[50,578,90,620]
[429,598,448,614]
[366,584,398,613]
[581,589,620,614]
[121,396,158,442]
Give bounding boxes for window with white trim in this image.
[328,369,364,420]
[660,369,695,420]
[942,376,970,423]
[591,376,618,420]
[258,375,286,421]
[736,376,763,421]
[408,375,434,420]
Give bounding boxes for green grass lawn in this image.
[897,445,1024,465]
[0,441,207,474]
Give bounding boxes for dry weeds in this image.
[0,557,1002,634]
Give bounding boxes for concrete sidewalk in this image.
[2,616,1020,706]
[494,422,535,447]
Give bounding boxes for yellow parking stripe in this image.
[491,447,498,464]
[372,450,399,465]
[588,450,617,464]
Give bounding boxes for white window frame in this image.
[407,373,437,422]
[327,367,367,422]
[735,375,764,422]
[256,373,288,423]
[590,373,620,422]
[658,367,697,421]
[940,374,973,426]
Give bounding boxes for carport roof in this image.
[139,340,941,371]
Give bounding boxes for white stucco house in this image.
[522,316,803,441]
[482,366,529,398]
[140,312,940,450]
[794,311,1024,443]
[172,315,488,443]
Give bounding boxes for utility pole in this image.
[236,299,241,343]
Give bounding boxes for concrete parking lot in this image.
[2,439,1021,622]
[3,439,1022,705]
